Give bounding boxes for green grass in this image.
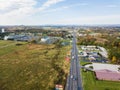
[0,40,70,90]
[0,40,14,46]
[82,71,120,90]
[0,40,27,56]
[80,61,120,90]
[80,60,92,66]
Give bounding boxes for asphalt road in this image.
[65,30,83,90]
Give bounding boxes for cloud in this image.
[0,0,65,25]
[42,0,64,7]
[0,0,37,25]
[63,3,88,9]
[38,0,65,11]
[0,0,65,16]
[43,6,68,13]
[57,15,120,24]
[106,5,118,8]
[0,0,36,12]
[42,3,88,13]
[0,0,119,25]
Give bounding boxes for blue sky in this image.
[0,0,120,25]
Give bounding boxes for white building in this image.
[0,28,5,33]
[0,28,4,33]
[98,46,108,58]
[41,37,49,42]
[93,63,120,72]
[4,36,9,40]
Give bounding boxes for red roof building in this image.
[95,69,120,81]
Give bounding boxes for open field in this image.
[0,40,27,56]
[0,40,14,46]
[81,61,120,90]
[0,40,70,90]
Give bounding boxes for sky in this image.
[0,0,120,25]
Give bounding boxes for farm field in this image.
[0,40,70,90]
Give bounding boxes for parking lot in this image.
[78,45,108,63]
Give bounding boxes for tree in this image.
[112,56,117,63]
[30,40,36,44]
[118,67,120,72]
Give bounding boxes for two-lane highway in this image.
[65,30,83,90]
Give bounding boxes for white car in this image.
[72,56,74,59]
[71,75,73,79]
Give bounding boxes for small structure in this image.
[66,57,70,62]
[55,84,63,90]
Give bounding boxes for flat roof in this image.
[93,63,120,72]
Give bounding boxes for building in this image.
[41,36,59,44]
[55,85,63,90]
[95,69,120,81]
[4,35,37,41]
[98,46,108,58]
[0,28,5,33]
[93,63,120,81]
[41,36,50,42]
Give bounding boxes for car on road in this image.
[73,76,77,80]
[72,56,74,59]
[70,75,73,79]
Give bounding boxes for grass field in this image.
[0,40,14,46]
[0,41,27,56]
[0,40,70,90]
[81,61,120,90]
